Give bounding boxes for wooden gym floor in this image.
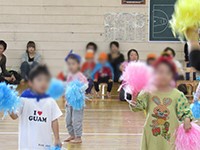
[0,85,145,150]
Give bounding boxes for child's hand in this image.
[54,139,62,148]
[184,118,192,132]
[94,79,97,82]
[109,79,113,82]
[130,95,137,107]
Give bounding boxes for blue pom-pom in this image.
[190,100,200,119]
[0,82,21,116]
[47,78,65,100]
[49,146,61,150]
[65,80,86,110]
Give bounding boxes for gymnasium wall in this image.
[0,0,184,75]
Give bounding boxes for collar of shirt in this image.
[21,89,50,102]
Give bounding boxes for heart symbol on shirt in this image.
[38,111,42,116]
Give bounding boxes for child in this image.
[146,53,157,66]
[10,65,62,149]
[64,52,88,143]
[81,51,96,95]
[92,52,113,98]
[130,57,192,150]
[20,41,41,81]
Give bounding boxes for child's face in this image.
[154,63,173,87]
[99,59,107,65]
[0,45,5,55]
[86,58,94,63]
[67,58,80,74]
[29,74,50,94]
[147,59,156,66]
[27,47,35,54]
[129,51,138,61]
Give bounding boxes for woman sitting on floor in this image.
[20,41,41,81]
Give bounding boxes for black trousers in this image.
[190,50,200,71]
[94,76,113,92]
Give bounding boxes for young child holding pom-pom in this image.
[64,51,88,144]
[10,65,62,149]
[129,57,193,150]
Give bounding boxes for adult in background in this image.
[20,41,41,81]
[108,41,125,82]
[0,40,21,84]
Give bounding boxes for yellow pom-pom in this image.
[170,0,200,38]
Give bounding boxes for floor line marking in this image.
[0,132,142,136]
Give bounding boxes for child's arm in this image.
[176,93,193,131]
[129,91,149,112]
[194,83,200,100]
[94,71,99,82]
[52,119,62,147]
[9,112,18,120]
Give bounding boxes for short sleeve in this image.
[195,83,200,100]
[129,91,149,112]
[51,100,62,121]
[16,98,25,116]
[176,93,193,121]
[78,72,88,84]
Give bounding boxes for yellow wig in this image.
[170,0,200,38]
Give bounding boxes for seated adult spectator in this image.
[108,41,125,82]
[20,41,41,81]
[0,40,21,84]
[120,49,139,72]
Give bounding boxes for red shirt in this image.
[94,66,112,79]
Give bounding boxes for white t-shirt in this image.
[17,91,62,150]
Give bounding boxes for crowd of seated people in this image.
[0,39,197,99]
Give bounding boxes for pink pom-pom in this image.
[121,62,153,96]
[175,122,200,150]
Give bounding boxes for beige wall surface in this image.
[0,0,184,75]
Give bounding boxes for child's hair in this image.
[110,41,119,48]
[127,49,139,61]
[67,55,81,64]
[65,50,81,64]
[28,65,51,81]
[0,40,7,51]
[86,42,98,52]
[163,47,176,57]
[154,57,177,79]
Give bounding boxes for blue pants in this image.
[20,61,38,80]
